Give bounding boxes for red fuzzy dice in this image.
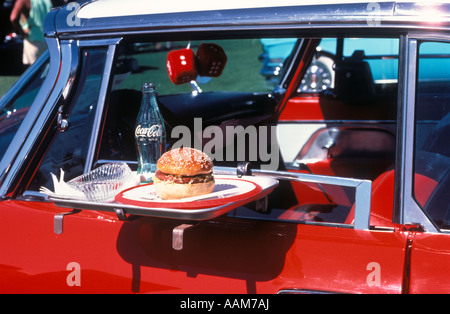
[166,48,198,85]
[196,43,227,77]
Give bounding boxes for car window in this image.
[414,41,450,231]
[342,38,399,83]
[260,38,298,87]
[0,56,50,161]
[28,49,107,191]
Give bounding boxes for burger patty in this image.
[154,170,214,184]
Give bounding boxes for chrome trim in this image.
[277,120,397,124]
[215,166,372,230]
[277,38,305,91]
[82,38,122,173]
[396,37,438,232]
[77,38,122,47]
[0,39,79,197]
[393,34,408,224]
[47,2,450,40]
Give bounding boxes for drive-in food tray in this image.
[49,173,279,221]
[47,164,372,250]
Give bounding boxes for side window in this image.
[260,38,298,88]
[299,38,336,93]
[28,49,107,191]
[0,55,50,161]
[414,41,450,230]
[342,38,398,84]
[277,36,399,226]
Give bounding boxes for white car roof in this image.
[77,0,445,18]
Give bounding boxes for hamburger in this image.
[153,147,215,200]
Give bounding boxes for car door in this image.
[253,36,408,293]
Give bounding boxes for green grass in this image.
[0,76,20,98]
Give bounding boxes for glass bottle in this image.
[135,82,166,182]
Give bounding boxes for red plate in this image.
[115,177,263,209]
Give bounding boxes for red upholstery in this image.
[345,170,439,227]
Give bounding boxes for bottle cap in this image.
[142,82,156,92]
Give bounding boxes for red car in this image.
[0,0,449,295]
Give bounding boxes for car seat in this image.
[333,50,376,104]
[344,149,450,228]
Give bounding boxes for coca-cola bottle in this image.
[135,82,166,182]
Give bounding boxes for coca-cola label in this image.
[135,124,163,139]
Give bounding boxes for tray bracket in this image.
[172,223,198,250]
[114,208,127,221]
[54,210,81,234]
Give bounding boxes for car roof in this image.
[76,0,402,18]
[45,0,450,39]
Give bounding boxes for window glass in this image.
[0,56,50,161]
[259,38,298,87]
[343,38,398,83]
[414,41,450,230]
[28,49,107,191]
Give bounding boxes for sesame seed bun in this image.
[156,147,213,176]
[153,147,215,200]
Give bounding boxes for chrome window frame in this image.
[395,36,435,231]
[79,39,122,173]
[399,33,450,233]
